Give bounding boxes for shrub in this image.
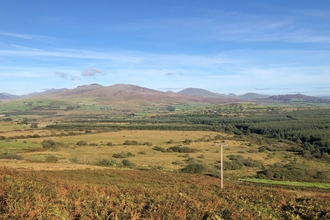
[127,152,135,157]
[179,146,197,153]
[45,155,58,163]
[143,142,152,146]
[106,142,113,146]
[183,139,193,145]
[316,171,330,180]
[0,153,24,160]
[167,139,174,144]
[152,146,166,152]
[77,141,87,146]
[242,157,264,168]
[223,160,244,170]
[167,146,181,152]
[182,163,206,174]
[186,157,196,164]
[112,152,135,158]
[42,139,56,149]
[167,146,197,153]
[96,159,118,167]
[122,159,136,168]
[248,149,258,153]
[89,143,98,146]
[32,134,40,138]
[123,140,139,145]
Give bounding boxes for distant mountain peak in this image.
[177,88,225,97]
[265,94,327,102]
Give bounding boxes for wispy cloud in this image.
[0,31,32,39]
[55,72,68,79]
[55,71,82,81]
[71,76,81,81]
[0,31,58,44]
[82,67,104,77]
[255,88,270,91]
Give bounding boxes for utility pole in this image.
[216,143,228,189]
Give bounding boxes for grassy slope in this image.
[0,167,329,219]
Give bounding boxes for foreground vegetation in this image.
[1,167,330,219]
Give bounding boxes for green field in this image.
[240,178,330,189]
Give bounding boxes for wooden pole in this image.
[220,144,223,189]
[216,143,228,189]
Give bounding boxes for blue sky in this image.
[1,0,330,96]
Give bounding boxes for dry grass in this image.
[0,130,286,174]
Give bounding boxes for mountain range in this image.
[0,84,329,105]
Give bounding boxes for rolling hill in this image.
[177,88,225,97]
[0,93,20,101]
[49,84,239,105]
[264,94,329,103]
[1,84,329,105]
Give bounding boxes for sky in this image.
[0,0,330,96]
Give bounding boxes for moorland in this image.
[0,84,330,219]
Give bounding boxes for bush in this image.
[167,139,174,144]
[106,142,113,146]
[167,146,181,152]
[45,155,58,163]
[152,146,166,152]
[179,146,197,153]
[42,139,56,149]
[242,157,264,168]
[89,143,98,146]
[182,163,206,174]
[96,159,118,167]
[143,142,152,146]
[223,160,244,170]
[77,141,87,146]
[167,146,197,153]
[122,159,136,168]
[183,139,193,145]
[0,153,24,160]
[123,140,139,145]
[112,152,135,158]
[315,171,330,180]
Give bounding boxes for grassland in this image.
[240,178,330,189]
